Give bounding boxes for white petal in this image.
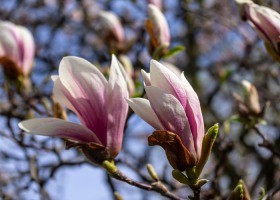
[141,69,151,86]
[127,98,164,130]
[19,118,101,144]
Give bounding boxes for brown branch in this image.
[110,169,184,200]
[253,125,280,159]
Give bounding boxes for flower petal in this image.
[52,76,79,115]
[106,55,128,157]
[17,26,35,75]
[141,69,151,86]
[150,60,187,108]
[127,98,164,130]
[245,3,280,51]
[145,86,196,160]
[181,73,204,159]
[58,56,108,145]
[19,118,101,144]
[0,22,19,64]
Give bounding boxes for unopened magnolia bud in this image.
[195,124,219,178]
[229,180,251,200]
[98,11,124,51]
[146,4,170,56]
[241,80,261,115]
[0,21,35,79]
[236,1,280,62]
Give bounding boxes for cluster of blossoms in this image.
[19,55,205,171]
[3,1,278,197]
[16,3,206,172]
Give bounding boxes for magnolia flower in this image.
[127,60,204,170]
[146,4,170,55]
[98,11,125,50]
[237,1,280,61]
[0,21,35,79]
[19,56,129,163]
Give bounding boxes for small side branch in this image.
[253,125,280,159]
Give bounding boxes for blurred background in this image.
[0,0,280,199]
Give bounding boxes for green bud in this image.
[146,164,159,181]
[195,123,219,178]
[102,160,117,174]
[229,180,251,200]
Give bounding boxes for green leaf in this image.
[162,45,185,59]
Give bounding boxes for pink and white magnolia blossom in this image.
[127,60,204,165]
[0,21,35,77]
[240,1,280,54]
[19,55,128,160]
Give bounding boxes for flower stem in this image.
[191,187,201,200]
[110,168,184,200]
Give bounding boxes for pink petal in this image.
[148,4,170,46]
[0,22,19,63]
[150,60,187,108]
[181,73,204,159]
[52,76,87,124]
[245,4,280,50]
[58,56,108,145]
[19,118,101,144]
[127,98,164,130]
[106,55,128,156]
[145,86,197,160]
[17,26,35,76]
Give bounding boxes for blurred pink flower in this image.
[146,4,170,54]
[241,2,280,54]
[98,11,125,49]
[0,21,35,78]
[19,55,129,161]
[127,60,204,167]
